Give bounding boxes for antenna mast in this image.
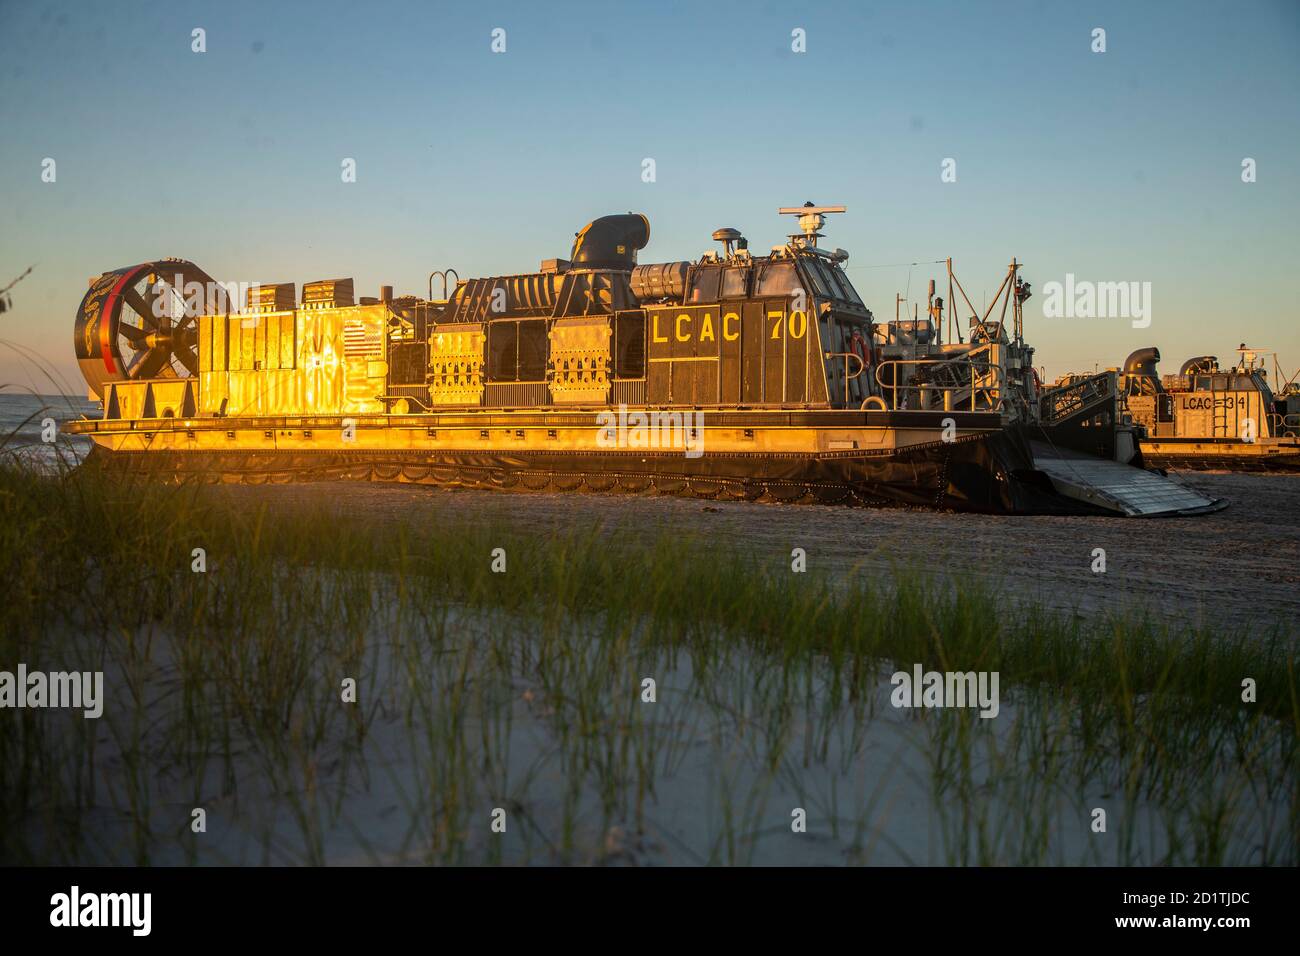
[778,202,847,249]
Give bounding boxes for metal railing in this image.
[824,351,866,405]
[1040,372,1114,425]
[428,269,460,301]
[1266,412,1300,438]
[873,358,1005,412]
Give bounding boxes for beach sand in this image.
[208,470,1300,633]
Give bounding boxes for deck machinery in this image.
[66,205,1223,516]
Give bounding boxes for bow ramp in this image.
[1029,442,1227,517]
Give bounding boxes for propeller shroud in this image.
[74,259,219,399]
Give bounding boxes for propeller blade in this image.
[175,346,200,376]
[118,321,149,344]
[141,281,162,324]
[123,286,160,331]
[130,345,170,380]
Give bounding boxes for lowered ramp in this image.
[1029,442,1227,517]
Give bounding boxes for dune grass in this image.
[0,457,1296,865]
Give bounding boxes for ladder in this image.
[1211,381,1229,437]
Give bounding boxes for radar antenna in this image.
[778,201,846,248]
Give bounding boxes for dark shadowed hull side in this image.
[82,426,1105,516]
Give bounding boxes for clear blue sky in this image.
[2,0,1297,390]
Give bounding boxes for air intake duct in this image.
[569,214,650,271]
[1179,355,1218,376]
[1123,346,1161,378]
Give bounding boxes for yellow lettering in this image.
[675,313,692,342]
[652,314,668,343]
[768,310,784,339]
[789,310,807,339]
[699,312,715,342]
[723,312,739,341]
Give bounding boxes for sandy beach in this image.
[209,470,1300,633]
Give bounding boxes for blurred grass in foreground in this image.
[0,458,1295,865]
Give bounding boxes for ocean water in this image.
[0,392,101,470]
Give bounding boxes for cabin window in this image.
[755,260,798,298]
[614,312,646,378]
[721,267,749,298]
[829,264,865,306]
[802,260,833,298]
[688,266,722,304]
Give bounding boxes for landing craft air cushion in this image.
[65,204,1225,516]
[1113,346,1300,471]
